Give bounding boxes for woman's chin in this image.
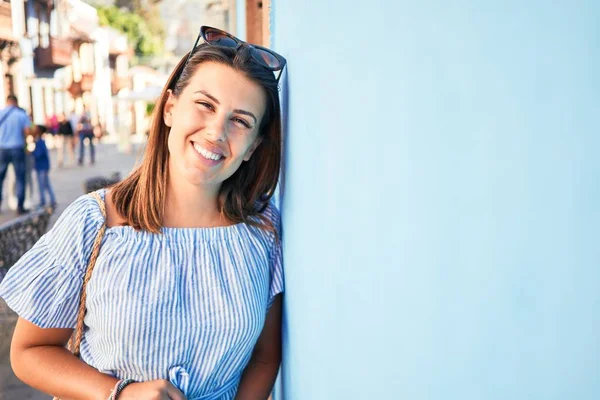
[181,167,222,188]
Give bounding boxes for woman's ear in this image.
[164,90,175,127]
[244,137,263,162]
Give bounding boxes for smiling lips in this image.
[192,142,225,161]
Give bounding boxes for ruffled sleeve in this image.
[265,202,284,309]
[0,193,104,328]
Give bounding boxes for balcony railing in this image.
[35,37,73,69]
[0,2,14,42]
[68,73,94,97]
[81,73,94,92]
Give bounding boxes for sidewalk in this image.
[0,141,140,399]
[0,142,140,226]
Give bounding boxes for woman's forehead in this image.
[185,62,266,114]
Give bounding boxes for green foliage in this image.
[97,6,163,58]
[146,102,156,116]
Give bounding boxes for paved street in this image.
[0,140,140,399]
[0,140,141,226]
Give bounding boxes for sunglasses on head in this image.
[172,26,287,87]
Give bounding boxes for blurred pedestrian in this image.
[57,113,75,167]
[47,113,59,136]
[68,110,80,133]
[77,115,95,165]
[0,26,286,399]
[0,95,31,215]
[31,124,56,209]
[94,120,106,139]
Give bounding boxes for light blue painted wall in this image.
[273,1,600,399]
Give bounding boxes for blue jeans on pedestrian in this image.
[0,147,27,211]
[79,133,95,164]
[36,169,56,207]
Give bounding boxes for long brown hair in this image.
[110,44,282,234]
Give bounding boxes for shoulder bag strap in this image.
[53,192,107,400]
[68,191,107,356]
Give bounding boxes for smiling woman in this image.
[114,39,284,235]
[164,62,267,197]
[0,27,287,400]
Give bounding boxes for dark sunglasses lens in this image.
[253,49,281,69]
[204,28,238,48]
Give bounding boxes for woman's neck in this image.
[163,175,228,228]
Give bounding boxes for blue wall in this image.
[274,1,600,399]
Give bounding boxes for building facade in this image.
[24,0,72,124]
[0,0,25,107]
[107,26,132,139]
[0,0,34,111]
[159,0,233,74]
[0,0,122,131]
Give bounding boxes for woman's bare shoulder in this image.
[104,189,128,228]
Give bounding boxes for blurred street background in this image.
[0,141,138,399]
[0,140,139,226]
[0,0,236,218]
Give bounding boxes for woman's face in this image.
[164,61,267,190]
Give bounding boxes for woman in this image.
[0,26,286,400]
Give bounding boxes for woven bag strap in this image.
[68,191,107,357]
[54,192,107,400]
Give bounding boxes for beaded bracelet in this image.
[107,380,122,400]
[108,379,136,400]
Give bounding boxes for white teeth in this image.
[193,143,223,161]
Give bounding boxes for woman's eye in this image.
[198,102,214,111]
[232,118,251,129]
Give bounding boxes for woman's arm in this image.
[235,295,283,400]
[10,318,118,400]
[11,318,188,400]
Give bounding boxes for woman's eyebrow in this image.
[195,90,257,124]
[234,109,257,124]
[195,90,220,104]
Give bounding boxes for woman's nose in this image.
[205,117,227,142]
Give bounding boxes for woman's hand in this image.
[118,380,187,400]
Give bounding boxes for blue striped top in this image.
[0,189,284,400]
